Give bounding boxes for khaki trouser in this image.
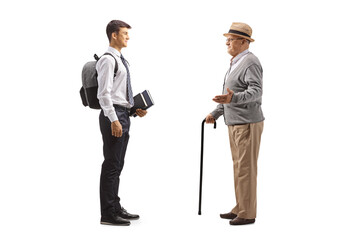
[228,121,264,219]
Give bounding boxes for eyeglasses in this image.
[226,38,244,43]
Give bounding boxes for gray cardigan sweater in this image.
[211,52,265,125]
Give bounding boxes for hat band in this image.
[228,29,251,38]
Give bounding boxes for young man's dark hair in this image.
[106,20,132,42]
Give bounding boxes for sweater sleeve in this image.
[231,64,263,104]
[210,103,224,119]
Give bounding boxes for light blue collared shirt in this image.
[226,49,249,80]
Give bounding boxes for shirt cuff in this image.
[108,112,118,122]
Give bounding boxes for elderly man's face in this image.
[226,36,246,57]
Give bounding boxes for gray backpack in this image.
[80,53,118,109]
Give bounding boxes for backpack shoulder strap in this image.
[95,53,119,77]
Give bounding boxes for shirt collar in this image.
[231,49,249,65]
[107,46,121,58]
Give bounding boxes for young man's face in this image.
[113,27,130,48]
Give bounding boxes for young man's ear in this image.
[111,32,118,40]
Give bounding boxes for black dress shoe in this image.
[118,207,140,220]
[229,217,255,225]
[220,212,238,220]
[101,213,131,226]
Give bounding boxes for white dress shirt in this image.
[226,49,249,81]
[96,47,133,122]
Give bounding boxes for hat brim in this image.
[224,33,255,42]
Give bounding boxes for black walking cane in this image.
[198,118,216,215]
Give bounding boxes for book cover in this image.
[130,90,154,117]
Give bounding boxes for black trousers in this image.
[99,107,130,217]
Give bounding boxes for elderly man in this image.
[206,22,264,225]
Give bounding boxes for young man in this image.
[97,20,147,226]
[206,22,264,225]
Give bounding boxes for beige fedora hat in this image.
[224,22,255,42]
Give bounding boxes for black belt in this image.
[113,104,131,113]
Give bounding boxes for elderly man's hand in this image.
[205,114,215,124]
[213,88,234,104]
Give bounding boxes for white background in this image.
[1,0,360,239]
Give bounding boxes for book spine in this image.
[143,90,154,106]
[140,93,148,107]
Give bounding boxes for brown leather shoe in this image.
[220,212,237,219]
[229,217,255,225]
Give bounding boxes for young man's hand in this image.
[136,109,147,117]
[111,120,123,137]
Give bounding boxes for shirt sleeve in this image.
[96,56,118,122]
[231,64,263,104]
